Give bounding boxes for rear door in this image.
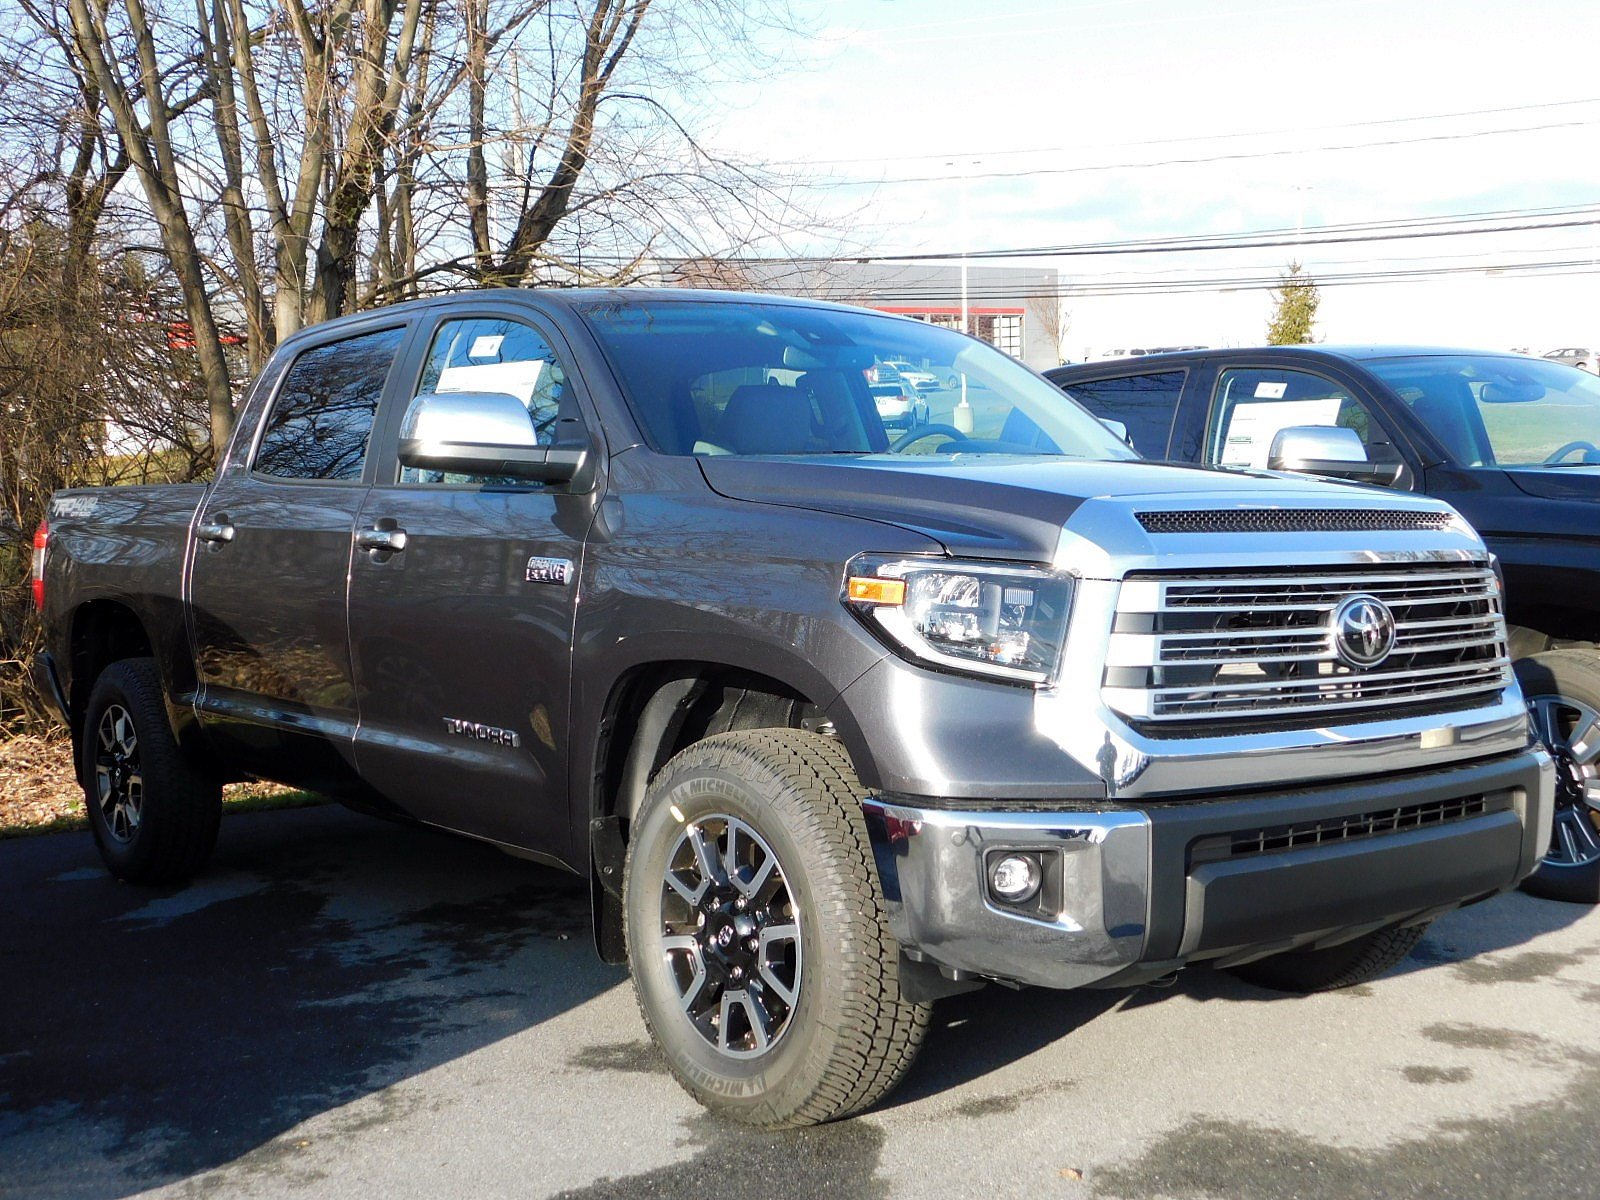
[187,320,410,789]
[345,304,601,861]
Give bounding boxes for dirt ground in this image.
[0,732,310,836]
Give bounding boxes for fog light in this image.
[990,853,1042,903]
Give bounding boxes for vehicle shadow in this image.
[0,804,624,1200]
[3,804,1587,1198]
[883,885,1592,1110]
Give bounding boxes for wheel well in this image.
[587,663,831,964]
[1506,621,1598,659]
[595,664,827,832]
[68,601,154,731]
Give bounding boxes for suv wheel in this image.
[624,729,930,1127]
[1515,651,1600,903]
[80,658,221,884]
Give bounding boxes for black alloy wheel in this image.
[93,703,145,844]
[1515,651,1600,903]
[658,814,801,1058]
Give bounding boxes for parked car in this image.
[880,358,941,392]
[1048,345,1600,903]
[1542,347,1595,373]
[33,297,1552,1127]
[867,379,929,429]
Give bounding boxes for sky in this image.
[701,0,1600,358]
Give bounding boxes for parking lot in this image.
[2,804,1597,1200]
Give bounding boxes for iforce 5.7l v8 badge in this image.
[525,556,574,586]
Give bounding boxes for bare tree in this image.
[59,0,239,447]
[1027,285,1072,366]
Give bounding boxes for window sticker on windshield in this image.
[1254,381,1288,399]
[469,335,505,358]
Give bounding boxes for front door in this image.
[346,309,599,861]
[188,323,408,789]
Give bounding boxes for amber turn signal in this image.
[846,576,906,606]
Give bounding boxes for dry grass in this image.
[0,732,323,838]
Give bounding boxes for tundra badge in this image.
[443,718,521,748]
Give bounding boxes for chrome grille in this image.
[1104,563,1511,727]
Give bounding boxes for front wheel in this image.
[624,729,930,1127]
[80,658,221,884]
[1225,923,1429,993]
[1515,651,1600,903]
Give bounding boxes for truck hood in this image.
[697,454,1430,561]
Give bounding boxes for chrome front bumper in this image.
[864,747,1555,991]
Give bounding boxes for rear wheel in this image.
[624,729,930,1127]
[1226,923,1429,993]
[1515,651,1600,903]
[80,658,221,884]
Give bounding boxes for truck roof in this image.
[1050,345,1541,376]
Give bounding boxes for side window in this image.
[1061,371,1185,458]
[401,317,575,485]
[1205,367,1401,473]
[253,326,405,481]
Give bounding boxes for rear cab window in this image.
[1059,371,1186,458]
[252,327,406,482]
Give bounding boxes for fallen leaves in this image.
[0,731,304,836]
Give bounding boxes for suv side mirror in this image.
[398,391,590,484]
[1099,417,1133,447]
[1268,425,1401,485]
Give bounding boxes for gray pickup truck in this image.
[34,289,1553,1126]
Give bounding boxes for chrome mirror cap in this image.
[1268,425,1369,471]
[397,391,588,483]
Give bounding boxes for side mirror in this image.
[1268,425,1401,485]
[397,391,590,484]
[1099,417,1133,447]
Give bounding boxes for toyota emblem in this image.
[1330,594,1397,668]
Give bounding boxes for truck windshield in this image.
[1366,354,1600,468]
[579,299,1135,461]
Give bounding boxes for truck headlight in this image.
[843,555,1074,686]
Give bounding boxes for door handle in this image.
[356,526,408,553]
[196,521,235,544]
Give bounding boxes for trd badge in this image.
[525,556,574,586]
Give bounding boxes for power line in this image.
[872,210,1600,263]
[773,96,1600,169]
[773,258,1600,301]
[821,119,1598,187]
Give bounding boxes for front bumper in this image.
[864,747,1555,991]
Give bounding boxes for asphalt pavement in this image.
[2,804,1597,1200]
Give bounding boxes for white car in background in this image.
[868,379,929,429]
